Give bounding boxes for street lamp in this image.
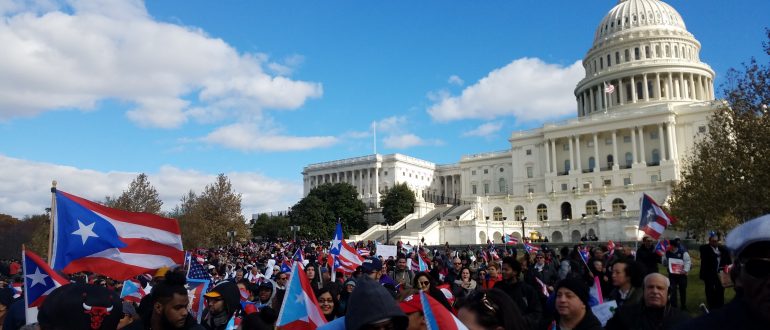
[485,216,490,243]
[520,216,527,241]
[502,217,507,240]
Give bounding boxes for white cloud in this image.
[374,116,409,134]
[383,134,442,149]
[0,0,322,128]
[203,122,339,152]
[448,75,464,86]
[0,154,301,219]
[462,121,503,138]
[427,58,583,122]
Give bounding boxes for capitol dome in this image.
[574,0,715,117]
[593,0,687,46]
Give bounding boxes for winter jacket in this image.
[676,296,767,330]
[607,286,643,308]
[605,304,690,330]
[452,279,477,300]
[539,308,604,330]
[202,281,242,330]
[494,280,543,330]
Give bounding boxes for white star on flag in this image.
[26,267,48,287]
[72,220,98,244]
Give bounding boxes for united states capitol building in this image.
[303,0,723,245]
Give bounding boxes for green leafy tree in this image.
[380,183,416,225]
[671,29,770,235]
[251,213,291,240]
[171,174,249,248]
[105,173,163,214]
[290,183,367,239]
[0,214,48,259]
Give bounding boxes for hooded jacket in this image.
[202,281,241,330]
[344,277,408,330]
[255,279,277,309]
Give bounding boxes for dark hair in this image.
[316,287,339,318]
[455,289,526,330]
[615,259,644,288]
[501,257,521,274]
[152,270,188,304]
[412,272,453,312]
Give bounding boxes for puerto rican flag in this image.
[523,243,540,254]
[503,234,519,246]
[12,282,22,299]
[119,279,146,303]
[51,190,184,280]
[23,248,69,324]
[357,248,371,257]
[276,262,327,329]
[638,193,677,240]
[654,239,671,257]
[419,291,467,330]
[186,279,210,323]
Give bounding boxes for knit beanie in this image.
[555,278,589,306]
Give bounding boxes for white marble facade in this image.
[303,0,723,244]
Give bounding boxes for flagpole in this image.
[47,181,57,265]
[22,244,32,324]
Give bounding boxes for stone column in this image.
[638,126,646,164]
[545,139,551,174]
[679,72,685,99]
[689,73,696,100]
[631,76,637,103]
[575,135,582,171]
[655,73,661,100]
[612,130,619,170]
[374,165,380,206]
[631,128,638,165]
[593,133,600,172]
[667,122,677,162]
[668,73,675,100]
[658,124,667,161]
[566,137,575,173]
[643,74,649,101]
[619,78,625,105]
[588,87,594,113]
[669,123,679,161]
[551,139,557,173]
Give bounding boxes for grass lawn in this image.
[659,250,736,317]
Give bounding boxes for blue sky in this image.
[1,0,768,218]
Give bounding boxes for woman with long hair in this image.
[453,267,478,300]
[315,287,339,322]
[413,271,453,312]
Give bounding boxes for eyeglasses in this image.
[317,299,334,304]
[205,297,223,303]
[741,258,770,279]
[418,281,430,287]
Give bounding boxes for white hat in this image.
[726,214,770,257]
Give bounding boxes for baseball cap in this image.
[362,257,383,273]
[398,293,422,314]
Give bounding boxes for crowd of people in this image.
[0,214,769,329]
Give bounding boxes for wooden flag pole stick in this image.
[47,180,57,265]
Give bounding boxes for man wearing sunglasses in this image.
[682,214,770,330]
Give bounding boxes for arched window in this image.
[612,198,626,214]
[607,154,614,168]
[586,200,598,215]
[651,149,660,164]
[514,205,525,221]
[537,204,548,221]
[561,202,573,220]
[625,152,633,167]
[588,157,596,170]
[498,178,507,194]
[493,207,503,221]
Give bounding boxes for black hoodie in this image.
[202,281,242,330]
[344,277,408,330]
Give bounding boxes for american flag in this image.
[604,82,615,94]
[187,260,212,281]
